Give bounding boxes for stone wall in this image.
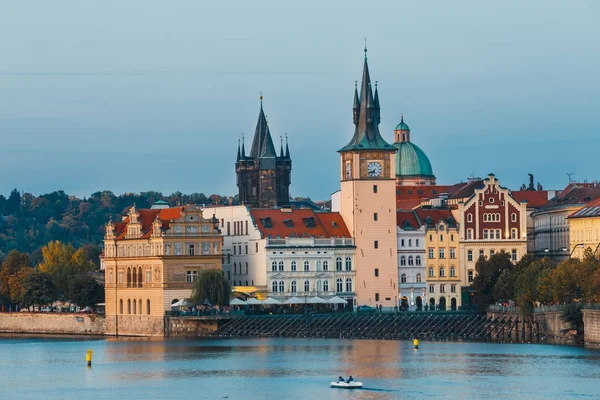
[0,312,105,335]
[486,311,573,344]
[583,309,600,348]
[105,314,165,337]
[164,316,221,337]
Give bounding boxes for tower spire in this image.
[236,136,241,161]
[279,136,284,157]
[285,133,290,159]
[241,134,246,158]
[374,80,380,124]
[353,81,359,125]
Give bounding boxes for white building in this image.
[396,211,426,310]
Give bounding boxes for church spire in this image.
[249,94,277,160]
[374,81,380,124]
[236,137,241,161]
[241,135,246,158]
[285,134,290,159]
[353,81,359,125]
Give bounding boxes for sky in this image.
[1,1,599,200]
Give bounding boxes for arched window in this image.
[272,281,278,293]
[439,267,445,277]
[291,261,296,271]
[316,280,322,292]
[323,261,329,271]
[128,299,132,314]
[146,299,151,315]
[316,261,322,271]
[345,257,352,271]
[291,280,297,293]
[304,261,310,271]
[416,273,422,283]
[408,239,412,247]
[119,299,123,314]
[416,239,420,247]
[450,267,456,277]
[323,280,329,291]
[408,256,414,266]
[279,261,284,271]
[467,214,473,223]
[429,267,434,277]
[336,278,343,292]
[132,268,137,288]
[279,281,285,293]
[304,280,310,292]
[400,256,406,266]
[416,256,421,265]
[245,262,249,274]
[401,273,407,283]
[336,257,342,271]
[511,213,517,222]
[138,267,143,286]
[271,261,277,272]
[127,267,132,287]
[345,278,352,293]
[138,299,142,314]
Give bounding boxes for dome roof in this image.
[395,120,410,131]
[393,141,434,178]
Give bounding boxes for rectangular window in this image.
[374,213,378,221]
[416,239,419,247]
[439,249,445,259]
[479,249,485,259]
[483,230,488,239]
[440,285,446,293]
[374,240,378,249]
[245,221,248,235]
[374,268,379,277]
[145,271,151,284]
[255,243,259,252]
[428,248,434,258]
[440,234,444,242]
[375,293,380,302]
[511,249,517,261]
[227,222,230,236]
[186,270,198,283]
[429,285,435,293]
[245,244,248,254]
[188,244,195,256]
[495,230,501,239]
[373,185,378,193]
[450,234,454,242]
[468,250,473,262]
[450,248,456,259]
[467,229,472,240]
[490,250,495,256]
[468,270,474,283]
[401,239,405,247]
[233,246,236,255]
[119,272,124,284]
[451,284,456,293]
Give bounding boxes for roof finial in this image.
[364,37,368,60]
[401,112,404,122]
[375,80,378,88]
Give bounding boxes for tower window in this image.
[373,185,378,193]
[374,268,379,277]
[374,240,379,249]
[374,213,378,221]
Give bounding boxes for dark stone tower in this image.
[236,97,292,208]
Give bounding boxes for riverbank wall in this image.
[486,310,574,344]
[0,312,105,335]
[583,309,600,348]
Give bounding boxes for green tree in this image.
[18,270,56,310]
[514,257,554,316]
[0,250,30,301]
[67,272,104,308]
[190,269,230,307]
[472,253,512,310]
[38,241,94,299]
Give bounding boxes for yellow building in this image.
[567,197,600,259]
[339,50,399,309]
[421,210,460,311]
[103,203,222,336]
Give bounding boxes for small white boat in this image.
[330,381,363,389]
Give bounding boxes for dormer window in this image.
[260,217,272,228]
[303,217,316,228]
[284,219,294,228]
[331,221,338,228]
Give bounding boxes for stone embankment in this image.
[0,312,105,335]
[583,309,600,348]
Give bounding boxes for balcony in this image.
[266,237,354,248]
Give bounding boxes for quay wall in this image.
[0,312,106,335]
[486,311,573,344]
[164,316,221,337]
[583,309,600,348]
[105,315,165,337]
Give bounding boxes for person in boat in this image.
[346,376,354,383]
[337,376,345,383]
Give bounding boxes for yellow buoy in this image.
[413,339,419,349]
[86,349,93,366]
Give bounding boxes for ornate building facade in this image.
[338,49,399,309]
[103,204,222,336]
[235,98,292,209]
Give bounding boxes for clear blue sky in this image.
[1,1,599,200]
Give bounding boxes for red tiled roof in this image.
[249,209,350,239]
[540,184,600,211]
[396,185,453,200]
[114,207,184,240]
[396,199,422,210]
[446,180,485,199]
[396,211,420,229]
[568,197,600,219]
[511,191,549,208]
[415,209,455,226]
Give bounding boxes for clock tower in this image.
[338,48,399,309]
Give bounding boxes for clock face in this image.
[345,162,352,178]
[367,162,382,177]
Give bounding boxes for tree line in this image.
[0,241,104,310]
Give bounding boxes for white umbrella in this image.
[262,297,282,305]
[283,296,305,305]
[245,298,263,305]
[327,296,348,305]
[230,298,247,306]
[307,296,328,304]
[171,299,190,307]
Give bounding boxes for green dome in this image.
[395,120,410,131]
[393,141,434,178]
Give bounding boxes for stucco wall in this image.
[105,314,164,337]
[0,312,106,335]
[583,309,600,348]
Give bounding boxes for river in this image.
[1,336,598,400]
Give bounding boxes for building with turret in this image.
[393,117,436,186]
[235,98,292,209]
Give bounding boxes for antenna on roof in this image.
[566,172,575,183]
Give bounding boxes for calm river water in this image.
[1,336,599,400]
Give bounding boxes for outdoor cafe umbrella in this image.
[262,297,282,305]
[230,298,247,306]
[327,296,348,305]
[245,298,263,305]
[307,296,328,304]
[283,296,305,305]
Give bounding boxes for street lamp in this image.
[570,243,585,258]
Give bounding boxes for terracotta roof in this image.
[396,185,453,200]
[249,209,350,239]
[539,184,600,211]
[446,180,485,199]
[396,199,422,211]
[511,191,549,208]
[396,211,420,229]
[415,209,455,227]
[568,197,600,219]
[114,207,184,240]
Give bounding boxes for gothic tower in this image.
[236,97,292,208]
[338,48,399,309]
